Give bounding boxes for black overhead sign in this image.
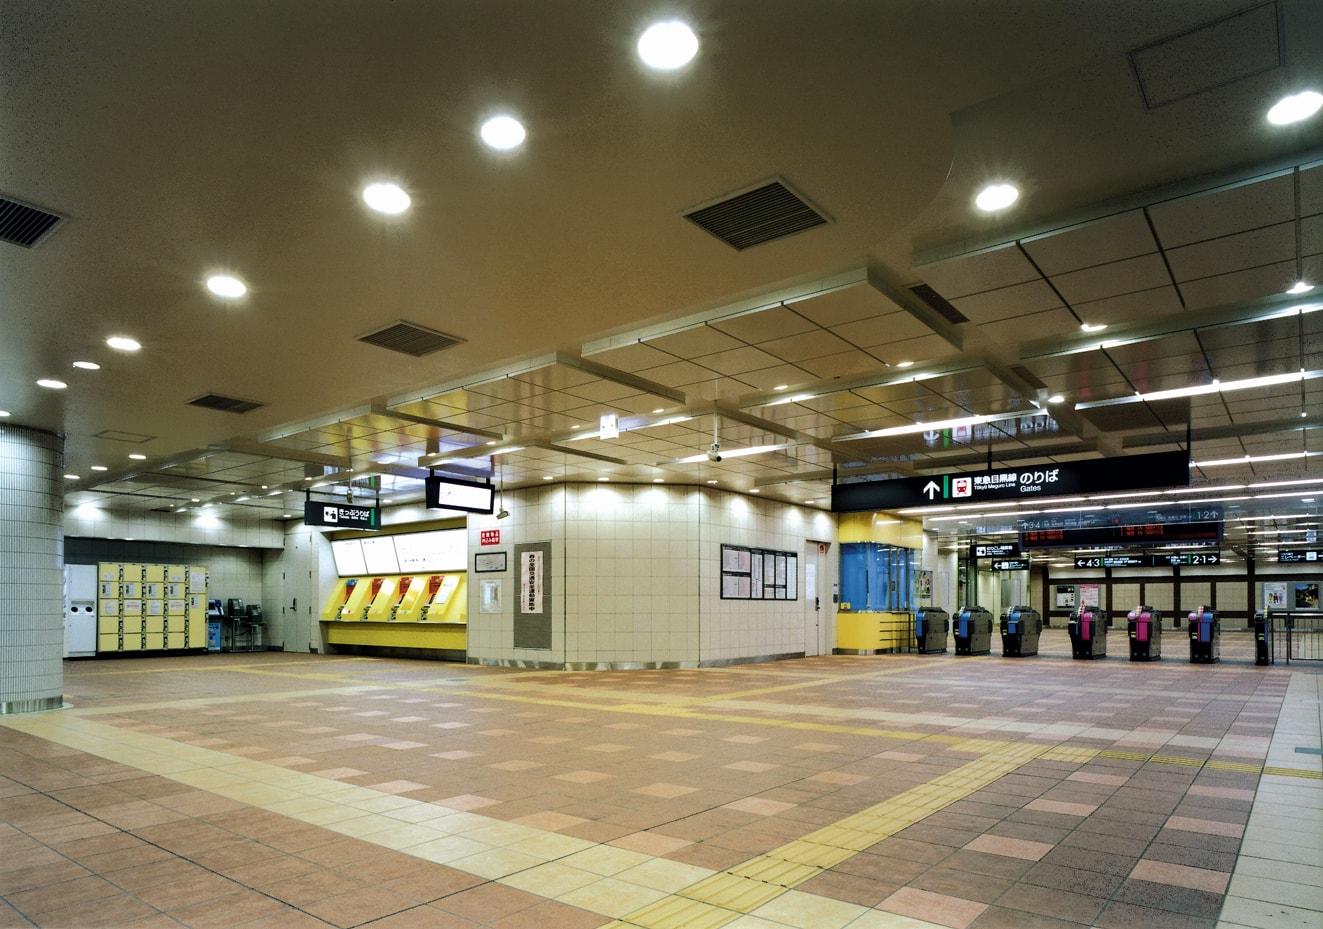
[1074,552,1221,569]
[989,558,1030,571]
[304,501,380,530]
[1278,549,1321,563]
[832,450,1190,512]
[973,543,1020,558]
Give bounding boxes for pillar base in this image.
[0,696,66,715]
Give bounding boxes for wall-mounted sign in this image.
[989,558,1030,571]
[1023,521,1221,549]
[973,542,1020,558]
[425,475,495,514]
[304,501,379,530]
[474,551,507,573]
[1278,549,1321,563]
[832,450,1189,512]
[480,529,501,546]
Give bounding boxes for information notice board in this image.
[721,544,797,601]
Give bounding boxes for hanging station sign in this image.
[1073,552,1221,569]
[832,450,1190,512]
[303,501,379,530]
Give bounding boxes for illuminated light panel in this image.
[480,114,526,151]
[72,361,100,370]
[362,182,411,215]
[106,336,141,352]
[37,378,66,389]
[975,183,1018,212]
[1267,90,1323,125]
[637,20,699,70]
[206,274,247,298]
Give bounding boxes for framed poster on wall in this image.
[720,544,798,601]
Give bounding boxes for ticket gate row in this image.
[1067,609,1107,659]
[920,606,1041,657]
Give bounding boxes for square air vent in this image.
[359,321,465,357]
[187,393,264,414]
[0,194,64,248]
[683,178,830,250]
[908,283,970,325]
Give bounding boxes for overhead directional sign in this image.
[832,450,1190,512]
[973,542,1020,559]
[989,558,1030,571]
[1278,549,1321,563]
[304,500,379,530]
[1022,521,1222,549]
[1074,552,1220,569]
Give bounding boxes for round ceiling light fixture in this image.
[637,20,699,70]
[37,378,67,389]
[1286,280,1315,295]
[362,182,411,215]
[206,274,247,299]
[72,360,100,370]
[106,336,141,352]
[975,183,1019,212]
[480,114,526,151]
[1267,90,1322,125]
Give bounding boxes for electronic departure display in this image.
[1021,520,1222,549]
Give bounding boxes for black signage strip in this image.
[989,558,1030,571]
[1278,549,1322,563]
[973,542,1020,558]
[303,500,380,530]
[832,450,1189,512]
[1073,552,1221,569]
[1022,520,1221,549]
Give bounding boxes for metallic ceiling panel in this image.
[795,350,892,381]
[708,305,817,343]
[949,279,1063,325]
[1020,209,1158,275]
[917,246,1040,300]
[1069,285,1187,328]
[788,284,904,328]
[1148,172,1295,248]
[978,308,1082,344]
[1179,261,1300,311]
[691,345,788,377]
[1166,223,1296,281]
[832,311,935,348]
[1051,253,1174,305]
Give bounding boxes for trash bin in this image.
[914,607,949,654]
[1068,608,1107,659]
[953,606,993,656]
[1000,606,1042,657]
[1187,606,1220,664]
[1252,611,1273,665]
[1127,605,1162,661]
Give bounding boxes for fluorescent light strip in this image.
[839,408,1047,441]
[1076,368,1322,409]
[674,442,796,464]
[1195,451,1316,468]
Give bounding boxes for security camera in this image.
[707,442,722,462]
[496,508,510,520]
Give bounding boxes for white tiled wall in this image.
[63,506,285,549]
[466,482,837,668]
[0,426,64,710]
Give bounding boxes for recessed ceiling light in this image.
[653,478,664,483]
[106,336,141,352]
[64,474,79,480]
[598,476,609,482]
[1047,394,1065,404]
[37,378,67,389]
[129,453,146,460]
[1287,280,1315,295]
[543,475,553,480]
[1081,322,1107,332]
[206,274,247,298]
[975,183,1018,212]
[1267,90,1323,125]
[72,361,100,370]
[362,182,411,215]
[895,361,914,368]
[90,465,107,472]
[637,20,699,70]
[707,479,718,484]
[750,488,760,494]
[480,114,526,151]
[0,410,9,417]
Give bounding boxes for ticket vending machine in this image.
[1127,606,1162,661]
[1067,608,1107,659]
[953,606,993,656]
[913,607,949,654]
[365,577,403,622]
[1000,606,1042,657]
[1187,606,1220,663]
[419,575,463,622]
[391,577,433,622]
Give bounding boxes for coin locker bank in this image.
[320,526,468,659]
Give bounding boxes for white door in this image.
[282,529,315,651]
[804,541,829,656]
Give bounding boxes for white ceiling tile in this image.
[833,311,935,348]
[788,284,903,327]
[709,306,818,343]
[1178,259,1299,310]
[1051,253,1173,305]
[1166,222,1295,281]
[1020,210,1158,274]
[1069,285,1185,328]
[951,279,1063,325]
[918,247,1041,299]
[756,329,857,363]
[1149,173,1295,248]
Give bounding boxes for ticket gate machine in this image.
[1000,606,1041,657]
[1252,611,1273,665]
[1067,608,1107,659]
[1127,606,1162,661]
[913,607,949,654]
[953,606,993,656]
[1187,606,1220,663]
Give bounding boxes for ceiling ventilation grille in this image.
[0,194,63,248]
[1010,365,1048,391]
[908,283,970,325]
[359,321,465,357]
[187,393,265,414]
[683,179,830,250]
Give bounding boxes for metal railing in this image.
[1268,609,1323,663]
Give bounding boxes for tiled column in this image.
[0,424,64,714]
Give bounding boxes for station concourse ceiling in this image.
[1,0,1321,564]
